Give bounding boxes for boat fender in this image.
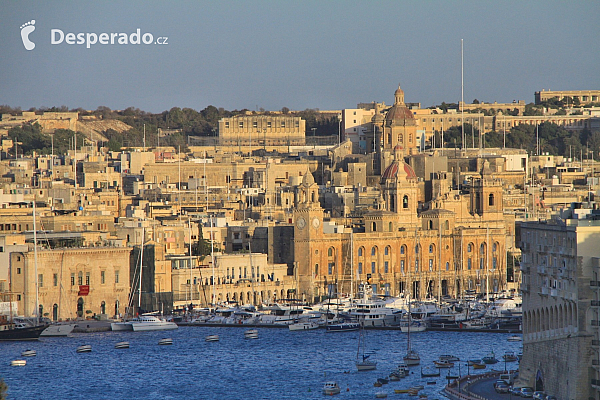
[346,388,349,392]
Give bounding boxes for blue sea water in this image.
[0,327,521,399]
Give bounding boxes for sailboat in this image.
[403,295,420,366]
[356,322,377,371]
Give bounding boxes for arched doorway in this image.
[52,304,58,321]
[77,297,84,318]
[535,369,544,391]
[101,301,106,315]
[115,300,120,317]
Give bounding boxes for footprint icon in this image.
[20,20,36,51]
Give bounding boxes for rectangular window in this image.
[71,273,75,286]
[415,259,419,272]
[78,273,83,285]
[225,121,229,128]
[17,267,21,274]
[267,121,272,128]
[468,258,472,270]
[53,273,58,287]
[226,268,229,279]
[384,261,389,273]
[86,273,90,286]
[328,263,334,274]
[429,259,433,271]
[239,121,244,128]
[371,262,375,274]
[480,258,484,269]
[493,257,497,269]
[101,271,105,284]
[281,121,285,128]
[253,121,257,128]
[295,120,299,128]
[115,271,119,284]
[358,262,363,274]
[38,274,43,288]
[400,260,405,273]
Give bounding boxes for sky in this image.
[0,1,598,114]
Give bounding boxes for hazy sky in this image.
[1,1,598,113]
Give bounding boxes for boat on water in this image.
[205,335,220,342]
[115,341,130,349]
[482,351,498,364]
[471,361,486,369]
[244,329,258,339]
[322,381,341,395]
[399,320,426,333]
[439,354,460,362]
[40,323,75,337]
[76,345,92,353]
[433,359,454,368]
[351,285,404,327]
[356,323,377,371]
[11,360,26,366]
[375,392,388,398]
[403,294,421,366]
[129,314,178,331]
[158,338,173,345]
[502,351,518,362]
[326,321,360,332]
[21,350,36,357]
[395,389,411,394]
[0,322,48,341]
[288,320,319,331]
[507,335,522,342]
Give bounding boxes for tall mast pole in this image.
[33,199,39,320]
[461,39,465,151]
[210,216,216,306]
[138,226,144,311]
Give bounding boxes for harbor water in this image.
[0,327,522,399]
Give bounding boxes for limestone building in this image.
[217,114,306,148]
[519,204,600,399]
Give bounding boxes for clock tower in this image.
[293,168,323,300]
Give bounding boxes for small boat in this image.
[433,359,454,368]
[395,389,411,394]
[326,322,360,332]
[438,354,459,362]
[288,321,319,331]
[322,381,341,395]
[377,378,389,385]
[244,329,258,339]
[389,368,406,379]
[472,362,486,369]
[115,341,130,349]
[421,366,440,377]
[502,351,518,362]
[410,385,424,391]
[396,362,409,373]
[21,350,36,357]
[356,355,377,371]
[404,349,420,366]
[205,335,219,342]
[76,345,92,353]
[11,360,26,366]
[389,374,400,381]
[158,338,173,345]
[375,392,388,398]
[482,351,498,364]
[374,382,383,387]
[41,324,75,337]
[507,335,522,342]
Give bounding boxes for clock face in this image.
[296,217,306,229]
[312,217,320,228]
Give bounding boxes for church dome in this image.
[381,159,417,182]
[385,84,416,125]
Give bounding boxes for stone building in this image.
[9,246,131,320]
[519,204,600,399]
[217,114,306,148]
[293,149,508,302]
[535,89,600,105]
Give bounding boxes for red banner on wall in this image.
[78,285,89,296]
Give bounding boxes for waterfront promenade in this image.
[444,371,506,400]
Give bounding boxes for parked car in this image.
[520,387,534,398]
[545,396,557,400]
[533,392,546,400]
[495,382,510,394]
[511,387,523,396]
[494,379,509,388]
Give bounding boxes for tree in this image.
[8,123,49,155]
[472,99,480,104]
[281,107,290,114]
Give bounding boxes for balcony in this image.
[593,300,600,307]
[592,378,600,390]
[550,288,558,297]
[540,287,549,295]
[592,281,600,288]
[593,339,600,348]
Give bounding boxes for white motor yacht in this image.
[350,285,404,327]
[129,314,178,331]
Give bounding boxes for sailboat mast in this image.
[189,218,193,303]
[138,226,144,311]
[33,199,39,320]
[486,226,490,304]
[350,230,354,298]
[210,216,216,306]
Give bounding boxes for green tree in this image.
[8,123,49,155]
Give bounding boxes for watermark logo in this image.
[20,20,36,50]
[51,28,168,48]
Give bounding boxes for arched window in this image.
[428,220,433,230]
[384,246,389,256]
[328,247,333,257]
[372,222,377,231]
[358,247,363,257]
[489,193,494,206]
[315,264,319,276]
[493,242,498,252]
[389,222,393,231]
[399,134,404,143]
[400,245,405,255]
[403,195,409,209]
[429,244,434,253]
[480,243,485,254]
[415,245,419,254]
[467,243,473,252]
[445,262,449,271]
[371,247,377,256]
